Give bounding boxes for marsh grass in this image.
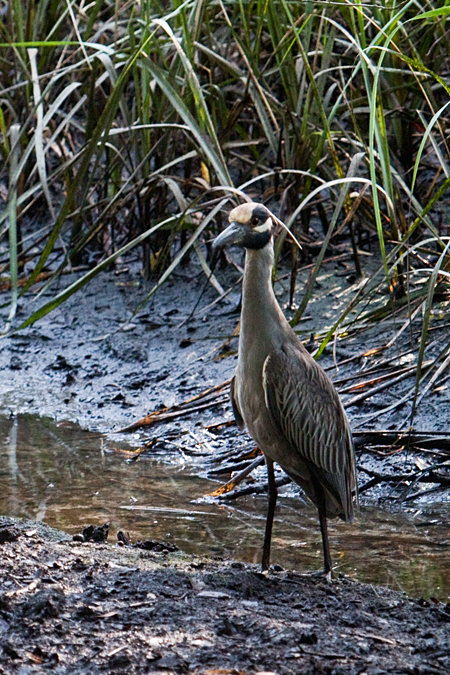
[1,1,450,425]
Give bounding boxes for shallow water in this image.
[1,414,449,601]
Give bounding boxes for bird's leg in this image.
[310,474,333,577]
[318,505,332,576]
[261,458,277,572]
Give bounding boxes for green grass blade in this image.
[411,101,450,193]
[130,199,228,318]
[28,47,55,221]
[144,59,231,186]
[20,30,157,295]
[3,124,21,333]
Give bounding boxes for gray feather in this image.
[262,344,356,521]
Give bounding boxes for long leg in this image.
[310,474,333,574]
[261,458,277,572]
[318,504,332,574]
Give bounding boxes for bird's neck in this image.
[241,242,289,345]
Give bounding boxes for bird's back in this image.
[264,339,355,521]
[234,334,355,521]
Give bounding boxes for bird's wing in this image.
[230,374,245,430]
[262,344,353,478]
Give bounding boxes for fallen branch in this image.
[354,430,450,453]
[207,455,264,496]
[118,379,231,432]
[0,265,91,293]
[214,476,292,500]
[343,361,433,407]
[338,362,421,393]
[358,462,450,497]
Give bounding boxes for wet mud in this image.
[1,516,450,675]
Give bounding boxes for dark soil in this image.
[0,267,237,434]
[1,516,449,675]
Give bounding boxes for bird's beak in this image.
[212,222,247,250]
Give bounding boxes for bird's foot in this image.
[323,569,333,584]
[260,563,284,574]
[295,569,334,583]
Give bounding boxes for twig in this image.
[216,476,292,500]
[118,397,229,432]
[344,361,432,407]
[207,455,264,496]
[118,379,231,432]
[331,347,417,385]
[353,384,417,426]
[338,362,424,394]
[354,430,450,452]
[357,463,450,492]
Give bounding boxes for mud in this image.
[0,266,237,435]
[1,516,450,675]
[2,258,449,437]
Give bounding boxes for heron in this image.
[213,202,357,574]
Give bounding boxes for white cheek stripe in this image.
[254,218,271,233]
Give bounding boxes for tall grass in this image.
[1,1,450,424]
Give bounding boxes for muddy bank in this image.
[0,267,238,435]
[2,260,450,437]
[1,516,449,675]
[2,411,450,601]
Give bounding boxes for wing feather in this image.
[263,343,356,519]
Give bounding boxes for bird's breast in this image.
[235,349,304,472]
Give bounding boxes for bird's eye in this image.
[251,217,259,227]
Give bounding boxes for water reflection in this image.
[1,414,449,600]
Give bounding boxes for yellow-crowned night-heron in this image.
[213,202,357,574]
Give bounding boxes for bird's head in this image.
[213,203,274,251]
